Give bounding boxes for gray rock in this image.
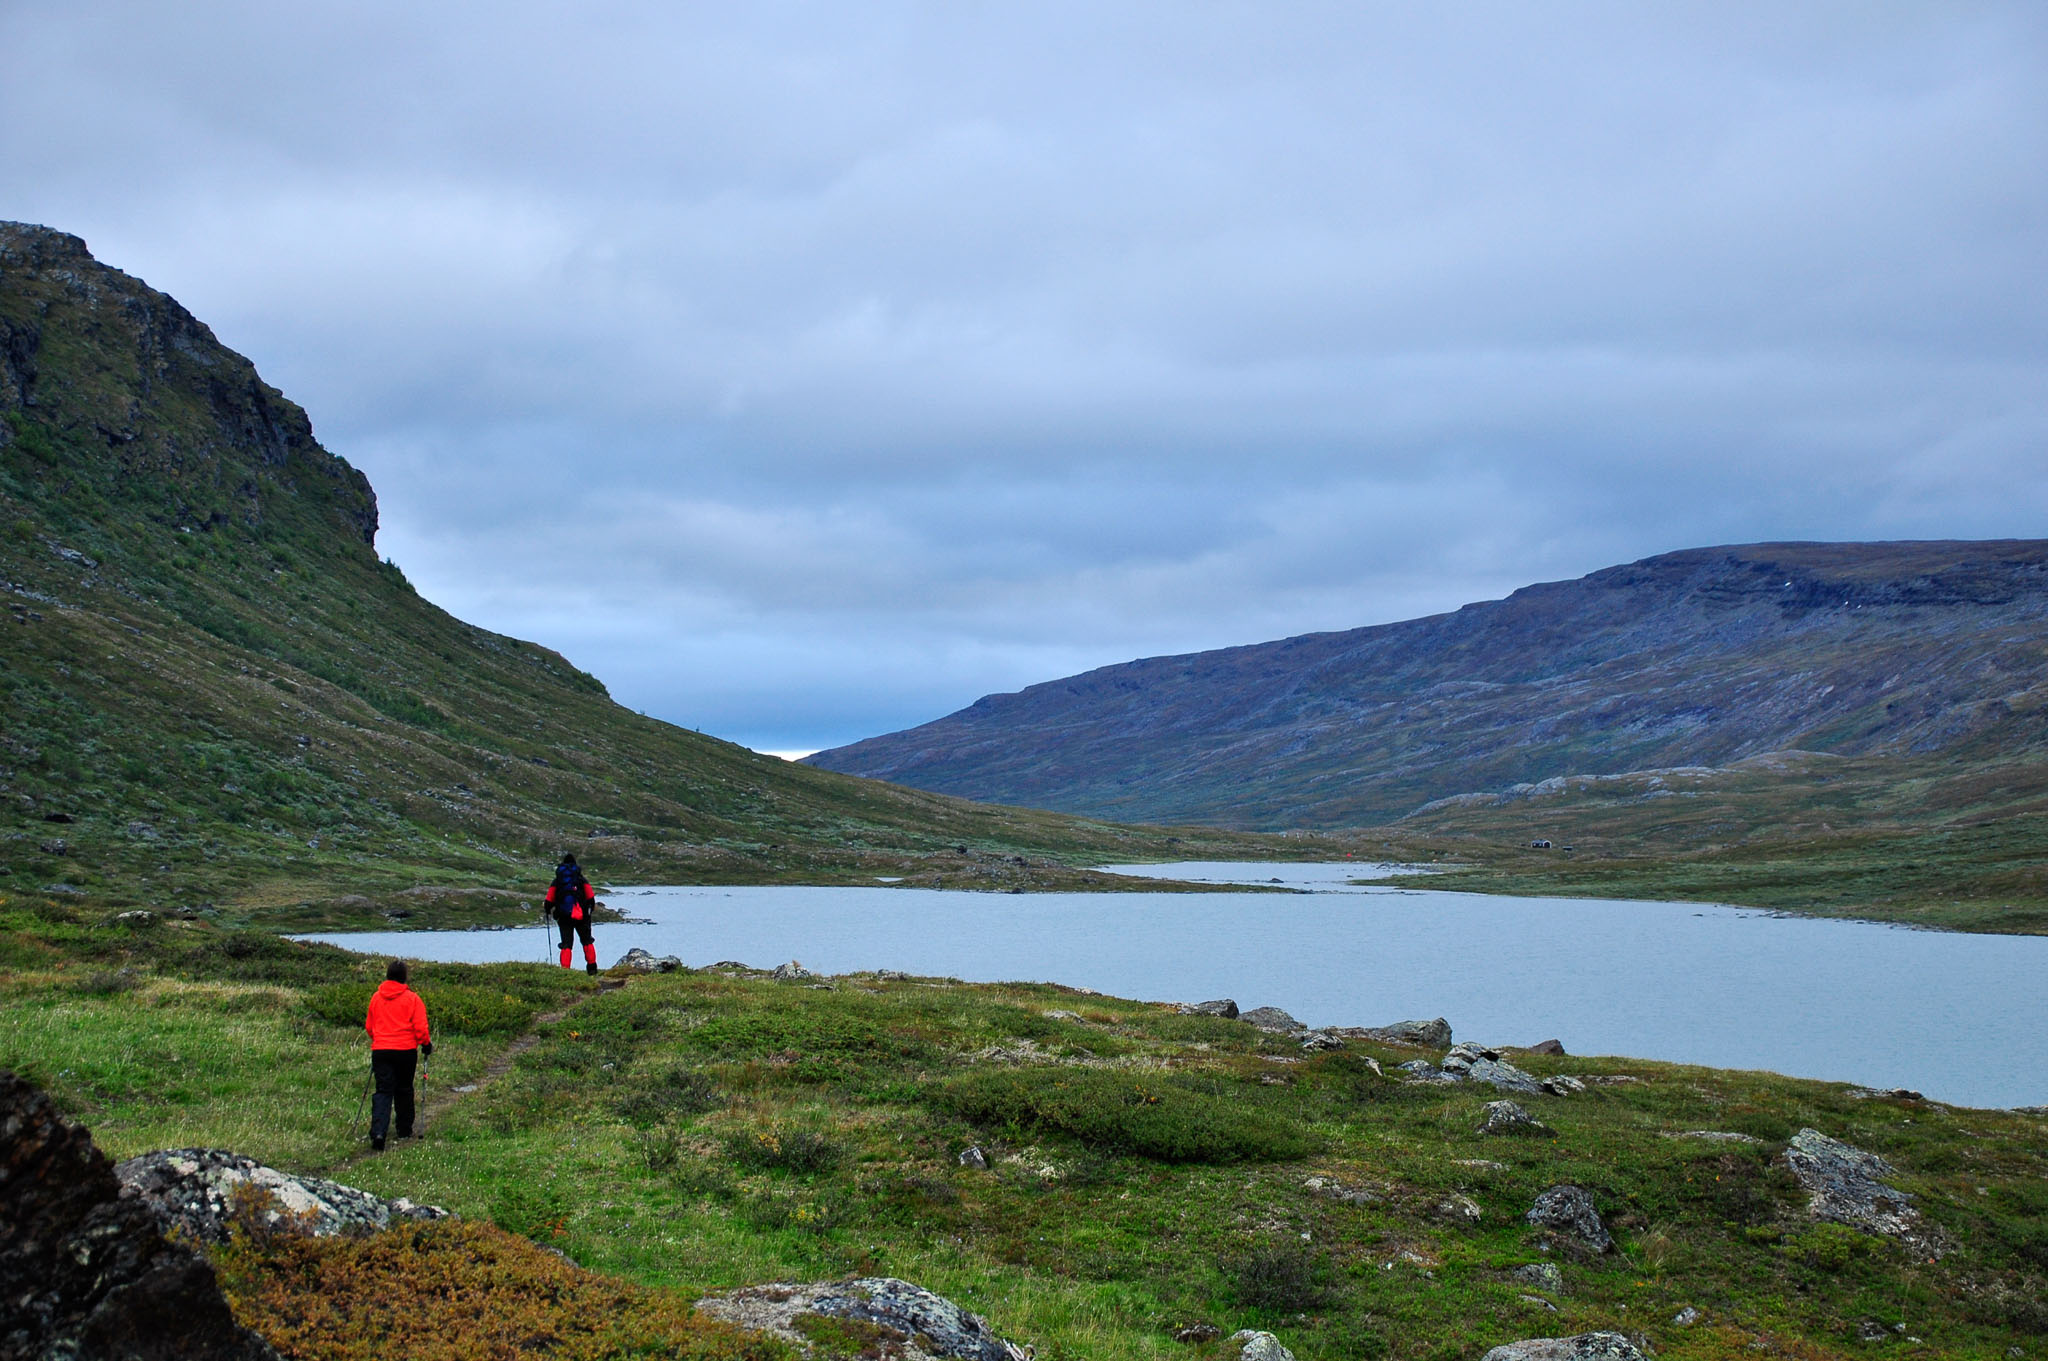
[1433,1193,1483,1224]
[1526,1184,1613,1253]
[1478,1100,1552,1136]
[1298,1030,1345,1052]
[1229,1329,1296,1361]
[1781,1128,1924,1243]
[1673,1305,1702,1326]
[696,1277,1028,1361]
[1354,1017,1452,1048]
[618,947,683,973]
[771,960,816,980]
[1444,1044,1547,1095]
[1181,999,1239,1018]
[115,1148,451,1242]
[1399,1059,1462,1085]
[1239,1006,1303,1034]
[110,909,160,928]
[1172,1323,1223,1342]
[959,1145,988,1170]
[1541,1075,1587,1096]
[1525,1039,1567,1056]
[1480,1334,1646,1361]
[1509,1262,1564,1294]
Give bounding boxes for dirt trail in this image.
[334,976,628,1169]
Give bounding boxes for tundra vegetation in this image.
[5,905,2044,1360]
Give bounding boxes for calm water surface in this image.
[299,863,2048,1109]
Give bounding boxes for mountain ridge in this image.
[807,539,2048,829]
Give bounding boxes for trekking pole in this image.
[417,1052,429,1139]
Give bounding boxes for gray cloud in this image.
[4,1,2043,749]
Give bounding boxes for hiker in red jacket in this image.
[545,853,600,974]
[364,959,432,1151]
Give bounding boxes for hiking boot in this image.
[370,1136,386,1152]
[586,962,599,975]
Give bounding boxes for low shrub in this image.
[935,1069,1311,1164]
[490,1181,572,1242]
[1224,1238,1340,1314]
[724,1126,843,1174]
[213,1219,789,1361]
[613,1067,724,1127]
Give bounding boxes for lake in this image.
[298,862,2048,1110]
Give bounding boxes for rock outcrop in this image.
[1238,1006,1303,1034]
[1478,1100,1552,1136]
[695,1277,1028,1361]
[1780,1128,1926,1245]
[1526,1184,1613,1254]
[0,1069,278,1361]
[1229,1329,1295,1361]
[1180,999,1240,1018]
[114,1148,450,1243]
[619,947,684,973]
[1480,1334,1646,1361]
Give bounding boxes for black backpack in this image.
[552,863,585,901]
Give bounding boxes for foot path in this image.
[333,976,628,1170]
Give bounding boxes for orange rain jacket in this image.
[365,980,432,1052]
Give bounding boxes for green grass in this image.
[6,914,2044,1360]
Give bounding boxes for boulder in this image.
[1443,1044,1546,1096]
[0,1070,278,1360]
[771,960,816,981]
[1526,1184,1613,1253]
[1478,1100,1552,1136]
[1541,1076,1586,1096]
[1524,1039,1567,1056]
[1298,1031,1345,1053]
[1509,1262,1564,1294]
[1172,1323,1223,1343]
[1780,1128,1924,1244]
[696,1277,1028,1361]
[1229,1329,1296,1361]
[1181,999,1239,1018]
[114,1148,450,1242]
[1336,1017,1452,1049]
[618,947,684,973]
[1480,1334,1646,1361]
[1238,1006,1303,1034]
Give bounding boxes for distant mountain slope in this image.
[807,541,2048,829]
[0,222,1274,918]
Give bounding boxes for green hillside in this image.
[0,222,1286,927]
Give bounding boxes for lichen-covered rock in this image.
[1180,999,1239,1018]
[1480,1333,1646,1361]
[619,947,684,973]
[1526,1184,1613,1253]
[771,960,816,981]
[114,1148,450,1243]
[1478,1100,1552,1136]
[1443,1044,1547,1096]
[1229,1328,1296,1361]
[0,1069,278,1361]
[1780,1128,1925,1244]
[1238,1006,1303,1034]
[1509,1262,1565,1294]
[696,1277,1028,1360]
[1325,1017,1453,1048]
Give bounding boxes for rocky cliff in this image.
[808,541,2048,829]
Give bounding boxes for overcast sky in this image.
[5,3,2044,754]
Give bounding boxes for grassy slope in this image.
[6,912,2044,1361]
[1375,747,2048,934]
[0,224,1300,928]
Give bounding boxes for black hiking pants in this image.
[556,909,595,950]
[370,1047,418,1140]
